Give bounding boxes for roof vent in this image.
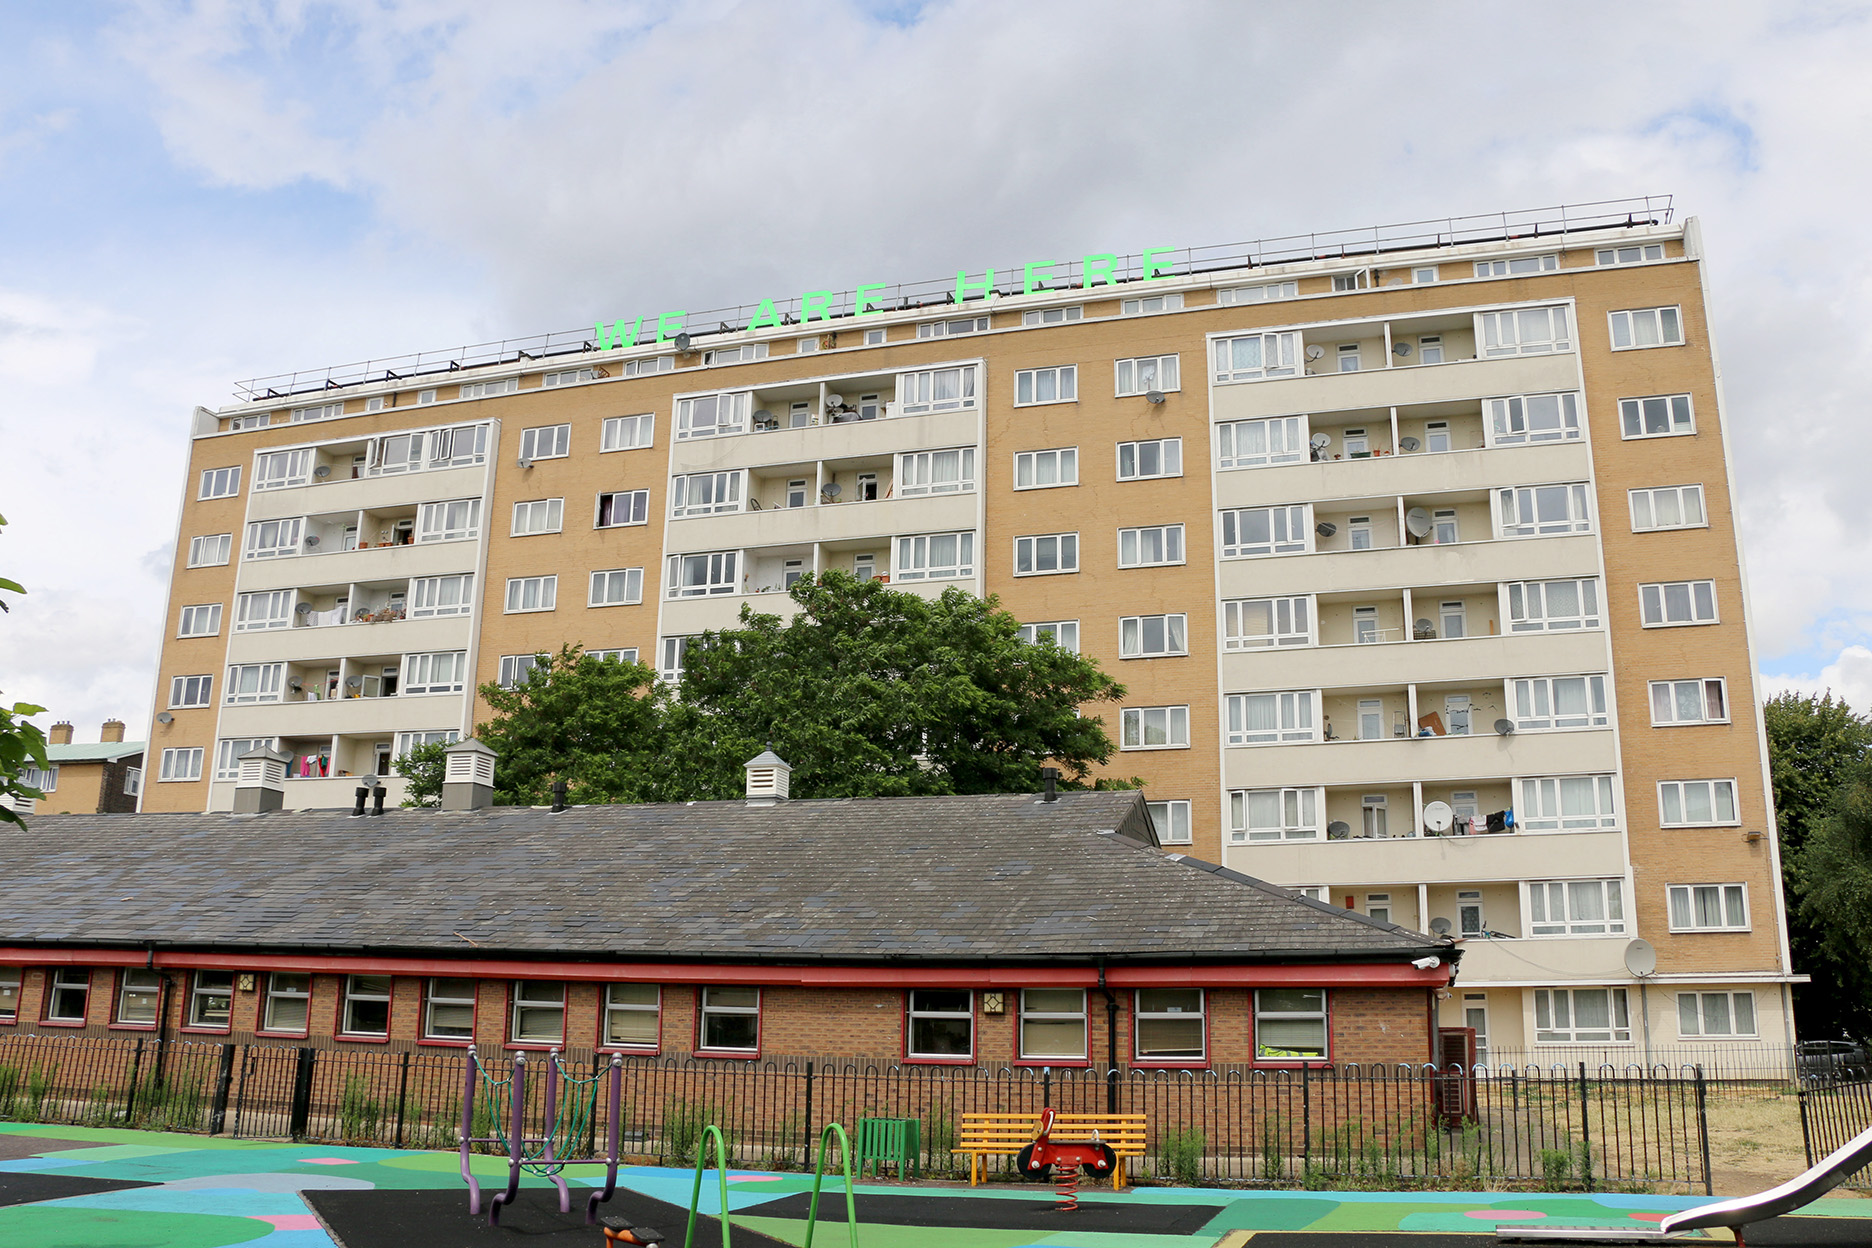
[745,749,792,805]
[442,738,498,810]
[232,745,291,814]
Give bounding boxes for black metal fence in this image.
[1799,1076,1872,1174]
[0,1032,1723,1191]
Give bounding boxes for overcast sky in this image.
[3,0,1870,745]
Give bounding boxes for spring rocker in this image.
[1015,1107,1119,1212]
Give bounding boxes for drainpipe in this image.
[1097,958,1119,1113]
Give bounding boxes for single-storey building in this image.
[0,746,1460,1069]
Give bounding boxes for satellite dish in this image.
[1305,345,1325,361]
[314,464,332,478]
[1310,432,1332,450]
[822,482,842,499]
[304,534,321,548]
[1493,718,1516,736]
[1414,618,1435,639]
[517,456,532,470]
[1315,521,1337,537]
[1400,436,1421,452]
[1145,390,1166,404]
[1429,917,1453,936]
[1406,507,1433,538]
[826,392,845,407]
[295,602,313,616]
[673,332,692,352]
[346,676,362,688]
[1624,938,1658,977]
[1393,341,1413,357]
[1424,801,1454,832]
[754,409,774,423]
[1327,820,1352,839]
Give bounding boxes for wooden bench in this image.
[955,1112,1148,1190]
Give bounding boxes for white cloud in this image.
[1761,646,1872,719]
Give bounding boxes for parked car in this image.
[1797,1039,1871,1084]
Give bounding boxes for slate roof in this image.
[46,742,145,763]
[3,792,1447,966]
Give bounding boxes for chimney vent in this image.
[100,719,126,744]
[441,738,498,810]
[49,721,73,746]
[231,745,291,814]
[1041,767,1060,802]
[744,749,792,805]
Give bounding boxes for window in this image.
[1609,306,1684,349]
[703,343,769,365]
[670,472,743,517]
[263,973,309,1033]
[504,575,558,612]
[1022,305,1083,325]
[1332,271,1368,292]
[1352,607,1378,645]
[1213,331,1302,382]
[1619,394,1695,439]
[596,490,651,528]
[1216,417,1304,469]
[396,730,459,758]
[1121,614,1187,657]
[590,568,644,607]
[1535,988,1631,1043]
[1014,533,1078,576]
[0,968,16,1021]
[658,636,694,684]
[1014,447,1077,489]
[1669,884,1749,932]
[512,498,564,535]
[1432,510,1459,545]
[188,533,233,567]
[461,377,520,400]
[1423,421,1452,453]
[699,986,760,1052]
[45,969,90,1023]
[1507,578,1601,632]
[1458,892,1484,938]
[1223,596,1311,649]
[596,984,658,1049]
[1217,281,1298,304]
[1019,988,1086,1060]
[1598,243,1665,265]
[897,365,979,416]
[1121,705,1190,750]
[1475,254,1558,276]
[188,971,234,1030]
[618,355,674,378]
[1659,779,1740,827]
[159,747,204,782]
[1118,437,1183,479]
[1529,880,1626,936]
[1641,580,1718,627]
[1115,354,1179,396]
[542,367,596,387]
[676,391,751,440]
[224,662,284,704]
[795,334,824,354]
[199,466,242,499]
[169,674,214,708]
[214,737,275,782]
[418,388,437,404]
[366,422,490,474]
[410,574,474,618]
[1518,775,1619,831]
[1255,988,1326,1059]
[602,413,655,451]
[1477,306,1571,357]
[243,517,302,561]
[1498,484,1592,537]
[229,412,271,430]
[895,532,974,581]
[1487,393,1582,446]
[784,479,809,509]
[418,498,481,543]
[1122,293,1183,315]
[422,978,476,1040]
[1135,988,1203,1060]
[1230,787,1321,842]
[1511,675,1610,731]
[1348,517,1373,551]
[19,764,57,792]
[254,447,313,490]
[1008,362,1079,411]
[403,651,468,695]
[899,448,977,496]
[1630,484,1706,532]
[342,975,391,1036]
[511,981,566,1044]
[234,589,294,632]
[1147,800,1192,845]
[1651,678,1728,726]
[863,327,886,345]
[1365,891,1393,923]
[116,969,161,1025]
[1679,991,1756,1038]
[1225,691,1316,746]
[1117,524,1182,568]
[917,315,989,338]
[1221,505,1310,557]
[667,552,737,597]
[1336,343,1361,372]
[1019,620,1078,651]
[498,654,540,688]
[124,767,142,798]
[906,989,973,1060]
[1413,267,1439,284]
[1417,335,1444,363]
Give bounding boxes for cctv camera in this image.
[1411,956,1441,971]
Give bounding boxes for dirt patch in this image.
[1703,1094,1865,1198]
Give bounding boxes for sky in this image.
[2,0,1871,746]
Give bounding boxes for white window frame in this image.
[601,413,655,451]
[1510,675,1610,731]
[699,986,761,1053]
[1659,779,1740,827]
[214,737,275,782]
[1018,988,1087,1061]
[511,981,566,1045]
[1021,305,1083,325]
[178,604,222,637]
[1216,417,1305,469]
[1122,293,1184,315]
[1255,988,1328,1060]
[417,498,481,543]
[1221,505,1311,558]
[498,654,541,689]
[1528,879,1627,937]
[621,356,674,377]
[234,589,295,632]
[511,498,564,535]
[159,747,204,782]
[1212,332,1301,383]
[1014,532,1078,576]
[188,970,234,1030]
[1535,987,1632,1044]
[1486,393,1582,446]
[589,567,645,607]
[199,466,242,499]
[905,989,974,1060]
[603,984,661,1050]
[1497,483,1592,537]
[897,366,978,416]
[658,635,693,684]
[1226,690,1318,746]
[1121,705,1190,750]
[1597,243,1665,266]
[290,401,342,422]
[422,977,476,1041]
[1018,620,1078,651]
[1629,484,1706,533]
[262,972,310,1034]
[410,573,474,618]
[1014,447,1077,489]
[863,328,886,345]
[1413,266,1439,284]
[1117,437,1183,480]
[253,447,313,490]
[170,674,214,708]
[1216,281,1298,305]
[916,315,989,339]
[1477,305,1572,357]
[188,533,233,567]
[1120,613,1188,658]
[1651,678,1729,726]
[703,342,769,366]
[461,377,520,400]
[1014,365,1077,406]
[1114,353,1180,396]
[542,367,596,387]
[1147,799,1193,846]
[898,447,977,497]
[504,575,558,613]
[596,489,651,528]
[1518,774,1620,832]
[1668,883,1749,932]
[1506,578,1601,632]
[1230,787,1322,843]
[123,766,142,797]
[1134,987,1204,1060]
[894,531,974,582]
[1223,596,1312,650]
[1678,991,1756,1039]
[224,662,285,704]
[340,975,391,1037]
[45,968,91,1022]
[676,391,751,440]
[1118,524,1184,568]
[1609,306,1685,350]
[1640,580,1718,627]
[667,552,738,597]
[1618,393,1695,439]
[1474,254,1558,277]
[396,730,459,758]
[403,651,468,695]
[671,471,744,517]
[243,517,303,560]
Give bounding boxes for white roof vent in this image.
[744,749,792,804]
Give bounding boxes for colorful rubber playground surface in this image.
[3,1122,1869,1248]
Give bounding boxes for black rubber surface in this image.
[306,1186,797,1248]
[0,1133,99,1162]
[755,1189,1228,1234]
[0,1170,155,1207]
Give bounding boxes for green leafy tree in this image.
[474,645,663,805]
[648,572,1126,800]
[0,513,51,827]
[393,739,449,808]
[1764,691,1872,1043]
[1795,755,1872,1044]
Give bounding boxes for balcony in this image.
[217,690,465,739]
[1214,441,1593,510]
[671,406,981,472]
[669,492,978,551]
[1218,533,1599,598]
[246,463,489,521]
[1221,631,1613,699]
[1227,827,1628,888]
[224,614,473,665]
[235,540,477,592]
[1456,935,1633,984]
[1223,726,1617,788]
[1211,351,1582,423]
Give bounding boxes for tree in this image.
[647,572,1126,800]
[474,645,663,805]
[1795,755,1872,1044]
[1764,691,1872,1043]
[0,513,51,828]
[393,739,449,808]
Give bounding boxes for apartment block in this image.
[144,198,1796,1066]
